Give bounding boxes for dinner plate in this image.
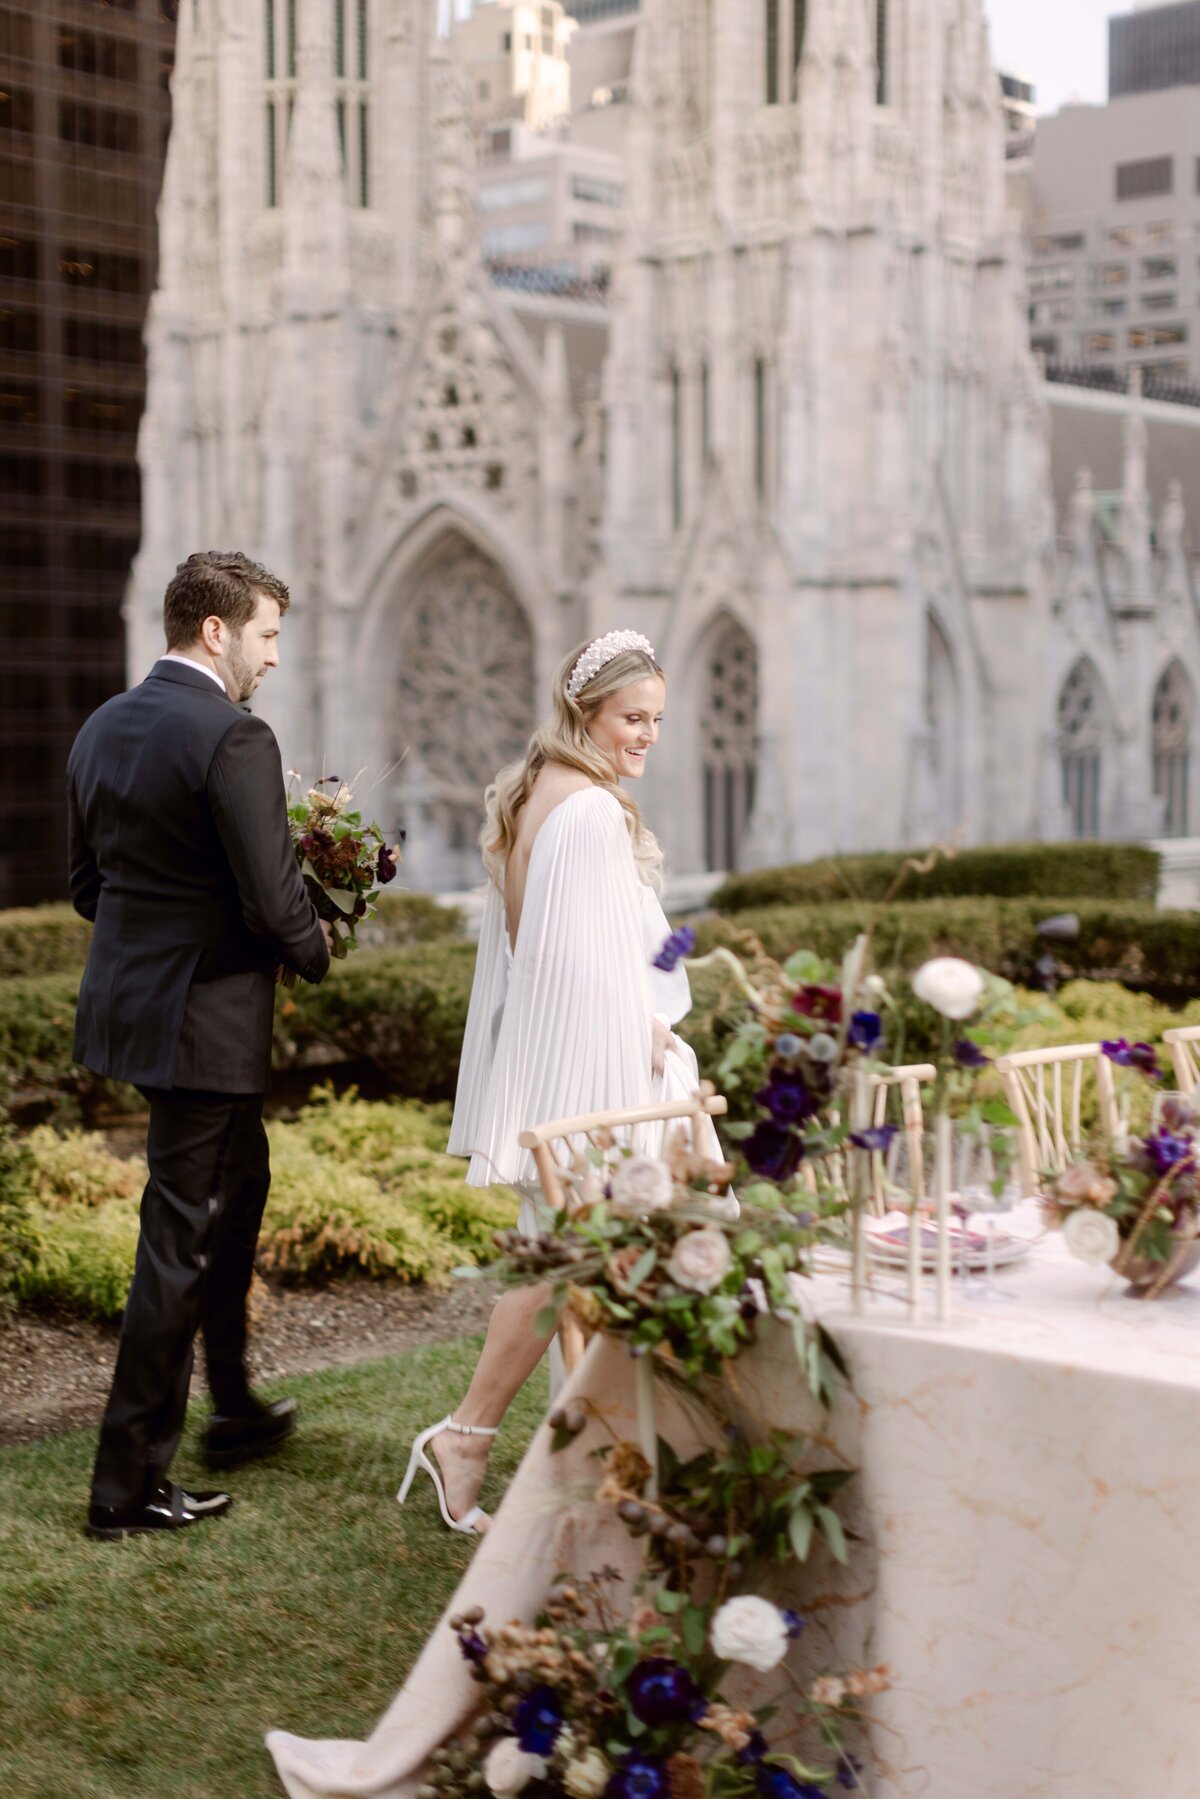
[865,1220,1033,1272]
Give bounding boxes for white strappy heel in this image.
[396,1415,499,1535]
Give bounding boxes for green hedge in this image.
[0,891,464,984]
[8,895,1200,1121]
[0,905,93,980]
[711,843,1161,913]
[692,896,1200,993]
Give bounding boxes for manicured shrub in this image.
[690,897,1200,995]
[0,971,140,1123]
[274,943,478,1100]
[23,1125,145,1208]
[0,1118,40,1311]
[0,904,92,980]
[14,1197,139,1322]
[360,891,467,948]
[711,843,1161,913]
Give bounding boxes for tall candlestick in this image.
[935,1109,952,1324]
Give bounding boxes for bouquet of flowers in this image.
[1044,1047,1199,1293]
[283,773,402,979]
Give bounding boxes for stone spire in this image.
[429,37,477,277]
[1117,368,1154,612]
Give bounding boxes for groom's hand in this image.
[320,921,335,954]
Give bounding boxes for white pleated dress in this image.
[447,784,717,1187]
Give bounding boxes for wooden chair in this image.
[993,1043,1120,1198]
[800,1063,937,1213]
[1161,1026,1200,1097]
[518,1090,730,1372]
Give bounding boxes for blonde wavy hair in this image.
[481,639,665,890]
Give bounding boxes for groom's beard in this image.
[219,635,259,704]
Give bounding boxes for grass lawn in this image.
[0,1336,547,1799]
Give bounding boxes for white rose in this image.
[666,1226,733,1293]
[563,1751,611,1799]
[484,1738,546,1796]
[1062,1206,1120,1267]
[911,957,986,1021]
[609,1155,675,1216]
[710,1595,789,1673]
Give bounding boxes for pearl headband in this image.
[566,630,657,702]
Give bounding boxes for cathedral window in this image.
[875,0,887,104]
[356,0,369,80]
[1058,659,1107,839]
[1153,661,1192,838]
[334,0,345,78]
[700,359,711,467]
[753,355,770,503]
[765,0,807,104]
[286,0,297,78]
[265,0,275,79]
[701,616,759,872]
[358,102,370,206]
[670,363,683,532]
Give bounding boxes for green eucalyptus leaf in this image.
[789,1506,815,1562]
[816,1504,848,1564]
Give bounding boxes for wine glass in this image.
[962,1125,1020,1305]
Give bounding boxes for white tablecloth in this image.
[269,1223,1200,1798]
[809,1220,1200,1796]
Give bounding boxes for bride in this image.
[396,629,717,1535]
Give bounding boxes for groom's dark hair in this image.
[164,551,291,649]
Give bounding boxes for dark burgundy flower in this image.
[835,1754,863,1790]
[744,1121,803,1183]
[848,1010,883,1052]
[626,1657,700,1727]
[376,842,399,884]
[609,1754,670,1799]
[792,983,843,1024]
[298,829,333,861]
[755,1069,817,1126]
[953,1038,989,1069]
[512,1684,562,1755]
[849,1125,898,1155]
[653,925,696,972]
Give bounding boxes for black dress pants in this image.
[90,1086,270,1510]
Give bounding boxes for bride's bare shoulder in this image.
[525,764,595,819]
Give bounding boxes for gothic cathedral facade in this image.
[127,0,1200,888]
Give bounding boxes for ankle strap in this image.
[445,1416,498,1437]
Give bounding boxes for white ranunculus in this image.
[1062,1206,1121,1267]
[609,1155,675,1216]
[484,1738,546,1796]
[666,1226,733,1293]
[911,957,986,1021]
[710,1595,789,1672]
[563,1750,611,1799]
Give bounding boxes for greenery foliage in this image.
[4,1091,516,1321]
[711,842,1161,912]
[0,903,93,979]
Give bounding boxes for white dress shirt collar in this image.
[159,652,229,695]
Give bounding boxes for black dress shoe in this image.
[87,1479,233,1541]
[202,1395,297,1468]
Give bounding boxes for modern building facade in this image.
[1026,84,1200,390]
[0,0,176,906]
[1110,0,1200,99]
[129,0,1200,894]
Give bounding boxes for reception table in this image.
[269,1226,1200,1799]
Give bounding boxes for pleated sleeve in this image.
[452,786,656,1188]
[445,880,510,1163]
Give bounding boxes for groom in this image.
[68,551,331,1540]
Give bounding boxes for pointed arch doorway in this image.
[391,533,536,890]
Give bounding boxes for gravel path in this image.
[0,1274,503,1447]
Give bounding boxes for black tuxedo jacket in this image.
[67,659,329,1093]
